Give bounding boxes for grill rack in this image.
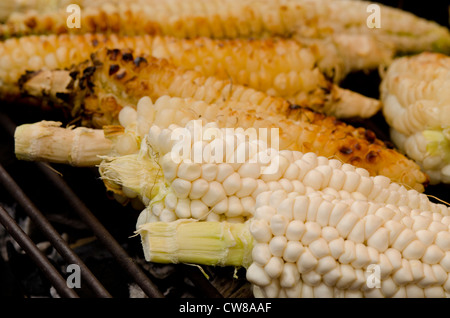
[0,109,251,298]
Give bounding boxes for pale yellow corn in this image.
[0,33,382,118]
[380,52,450,184]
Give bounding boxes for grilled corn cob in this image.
[380,52,450,185]
[0,34,382,118]
[133,120,450,298]
[1,0,449,56]
[15,48,429,192]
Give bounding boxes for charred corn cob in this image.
[380,52,450,185]
[15,49,428,191]
[133,120,450,298]
[0,33,382,118]
[1,0,449,56]
[17,48,381,129]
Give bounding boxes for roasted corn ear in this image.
[15,91,429,193]
[380,52,450,185]
[1,0,449,56]
[0,33,382,118]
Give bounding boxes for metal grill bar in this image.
[0,205,79,298]
[35,162,165,298]
[0,163,112,298]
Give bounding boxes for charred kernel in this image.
[134,56,148,67]
[107,48,120,60]
[69,70,80,79]
[289,104,302,110]
[349,156,362,165]
[83,66,96,77]
[91,39,99,47]
[122,52,134,61]
[364,130,376,143]
[339,146,353,155]
[366,151,379,163]
[354,143,361,150]
[109,64,120,75]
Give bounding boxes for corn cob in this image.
[132,119,450,298]
[380,52,450,185]
[1,0,449,56]
[0,34,383,118]
[15,58,429,194]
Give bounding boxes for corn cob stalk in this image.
[380,52,450,185]
[1,0,449,56]
[132,120,450,298]
[14,120,113,166]
[0,34,383,118]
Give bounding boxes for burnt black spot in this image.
[91,39,99,47]
[364,129,376,143]
[339,146,353,155]
[107,49,121,61]
[55,92,71,102]
[122,53,134,61]
[109,64,120,75]
[354,143,361,151]
[69,70,80,80]
[134,56,148,67]
[289,104,302,110]
[366,151,378,163]
[83,66,96,77]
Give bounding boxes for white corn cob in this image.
[136,119,450,298]
[380,52,450,184]
[98,118,445,224]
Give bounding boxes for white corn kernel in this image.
[189,178,209,199]
[336,212,359,238]
[174,198,191,219]
[301,270,321,287]
[201,181,226,206]
[270,214,289,236]
[367,227,390,252]
[264,257,284,279]
[223,172,241,195]
[226,196,244,217]
[316,256,337,275]
[285,220,306,241]
[293,196,309,221]
[283,241,305,263]
[422,245,445,264]
[402,240,427,260]
[296,248,318,273]
[269,236,288,257]
[329,237,345,259]
[235,177,257,197]
[250,219,273,243]
[301,222,321,245]
[171,178,192,199]
[201,163,218,181]
[280,263,300,288]
[252,243,272,266]
[246,263,271,287]
[190,199,209,220]
[309,238,330,259]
